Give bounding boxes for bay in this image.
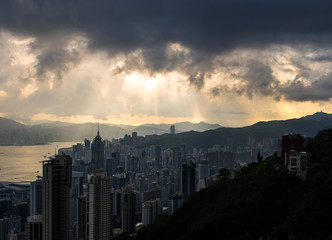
[0,142,77,182]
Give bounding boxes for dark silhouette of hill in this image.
[1,112,332,145]
[0,118,221,144]
[118,129,332,240]
[148,112,332,149]
[301,111,332,121]
[0,117,26,131]
[137,121,221,133]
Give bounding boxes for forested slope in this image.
[119,129,332,240]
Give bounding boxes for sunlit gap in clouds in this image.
[123,70,203,124]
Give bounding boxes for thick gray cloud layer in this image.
[1,0,332,51]
[1,0,332,102]
[282,74,332,101]
[2,0,332,50]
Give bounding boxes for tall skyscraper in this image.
[170,125,175,134]
[198,159,210,181]
[30,179,42,216]
[198,159,210,190]
[42,155,72,240]
[84,139,91,164]
[168,193,185,215]
[76,195,87,240]
[25,215,42,240]
[0,216,22,239]
[142,199,161,226]
[121,186,136,233]
[88,169,113,240]
[70,171,84,235]
[0,199,11,218]
[181,161,196,197]
[15,202,28,232]
[151,145,162,169]
[91,128,105,171]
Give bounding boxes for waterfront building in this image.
[30,179,42,216]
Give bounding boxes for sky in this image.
[1,0,332,127]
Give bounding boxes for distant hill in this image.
[301,111,332,121]
[120,129,332,240]
[37,121,74,128]
[148,112,332,149]
[0,117,26,131]
[138,121,222,133]
[132,125,169,135]
[0,118,222,144]
[1,112,332,145]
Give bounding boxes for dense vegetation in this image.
[119,129,332,240]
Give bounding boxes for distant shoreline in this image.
[0,181,31,187]
[0,142,49,146]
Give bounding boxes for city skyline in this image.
[1,1,332,127]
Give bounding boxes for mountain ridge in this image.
[1,112,332,145]
[0,117,222,144]
[148,112,332,149]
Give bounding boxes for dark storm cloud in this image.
[310,53,332,62]
[35,47,82,86]
[1,0,332,98]
[281,74,332,101]
[242,60,280,99]
[1,0,332,57]
[208,58,332,102]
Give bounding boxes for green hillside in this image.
[121,129,332,240]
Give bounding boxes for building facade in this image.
[88,170,113,240]
[121,186,136,233]
[42,155,72,240]
[181,161,196,197]
[91,130,105,171]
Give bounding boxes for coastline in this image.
[0,142,48,146]
[0,141,76,182]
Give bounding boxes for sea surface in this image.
[0,142,77,182]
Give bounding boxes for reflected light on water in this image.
[0,142,76,182]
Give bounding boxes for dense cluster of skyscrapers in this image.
[1,124,287,239]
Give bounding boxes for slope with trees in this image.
[119,129,332,240]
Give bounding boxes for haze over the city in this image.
[1,0,332,127]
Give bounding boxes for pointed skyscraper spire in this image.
[97,122,99,136]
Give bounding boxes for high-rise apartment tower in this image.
[42,154,72,240]
[88,169,113,240]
